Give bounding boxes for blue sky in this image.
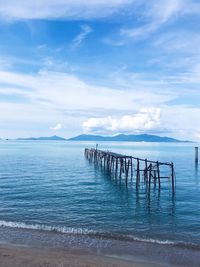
[0,0,200,140]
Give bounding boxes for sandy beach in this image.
[0,244,169,267]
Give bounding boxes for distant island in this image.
[69,134,190,142]
[10,134,191,142]
[16,135,66,141]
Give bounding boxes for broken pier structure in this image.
[84,148,175,193]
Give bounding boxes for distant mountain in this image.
[16,135,66,141]
[68,134,190,143]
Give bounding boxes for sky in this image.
[0,0,200,140]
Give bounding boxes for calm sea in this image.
[0,141,199,264]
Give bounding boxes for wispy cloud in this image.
[120,23,158,39]
[0,66,200,139]
[120,0,199,39]
[0,1,200,140]
[0,0,134,21]
[152,30,200,83]
[0,67,175,138]
[103,37,125,46]
[50,123,62,131]
[72,25,92,48]
[147,0,183,24]
[0,68,176,111]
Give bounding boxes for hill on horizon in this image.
[11,134,191,142]
[68,134,190,143]
[16,135,66,141]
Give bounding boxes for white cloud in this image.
[83,108,161,134]
[0,67,176,138]
[120,23,158,39]
[0,66,200,139]
[195,130,200,139]
[50,123,62,131]
[120,0,198,39]
[149,0,183,24]
[0,0,134,20]
[154,31,200,54]
[72,25,92,48]
[0,69,174,112]
[152,30,200,82]
[103,37,125,46]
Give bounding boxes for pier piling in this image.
[84,148,175,194]
[195,147,198,164]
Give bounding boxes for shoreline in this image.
[0,225,199,267]
[0,244,171,267]
[0,220,199,250]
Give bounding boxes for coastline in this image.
[0,244,168,267]
[0,225,199,267]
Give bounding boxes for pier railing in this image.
[84,148,175,193]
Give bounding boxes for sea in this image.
[0,140,199,266]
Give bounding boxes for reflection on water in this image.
[195,161,199,186]
[93,158,178,243]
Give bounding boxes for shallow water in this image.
[0,140,199,249]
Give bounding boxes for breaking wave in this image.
[0,220,198,249]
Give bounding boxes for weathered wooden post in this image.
[125,159,130,184]
[195,147,198,164]
[157,161,161,190]
[144,159,148,181]
[130,158,133,179]
[119,158,123,179]
[85,148,175,193]
[136,158,140,184]
[115,158,118,178]
[148,164,152,192]
[171,163,175,194]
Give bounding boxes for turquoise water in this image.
[0,141,199,249]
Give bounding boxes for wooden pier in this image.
[84,148,175,193]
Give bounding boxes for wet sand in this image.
[0,244,169,267]
[0,226,200,267]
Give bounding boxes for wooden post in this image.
[112,156,114,170]
[84,148,175,194]
[148,164,152,192]
[144,159,148,182]
[122,159,124,174]
[109,155,111,171]
[107,155,109,170]
[195,147,198,164]
[130,158,133,179]
[153,170,157,185]
[157,161,161,190]
[171,163,175,194]
[115,158,118,178]
[119,159,123,179]
[136,158,140,183]
[125,159,130,184]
